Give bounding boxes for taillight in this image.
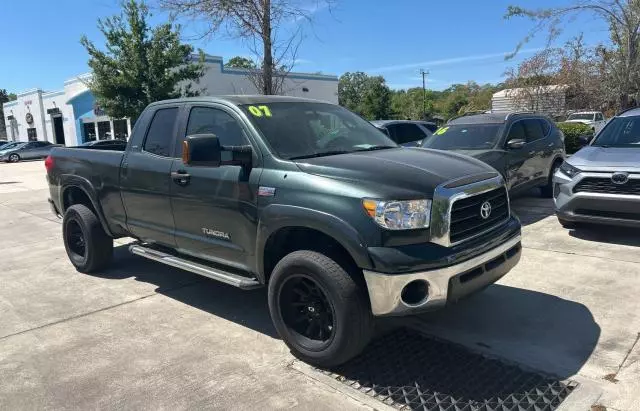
[44,155,54,172]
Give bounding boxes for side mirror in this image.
[578,134,593,146]
[506,138,526,149]
[183,134,221,167]
[182,133,253,168]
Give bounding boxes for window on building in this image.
[27,128,38,141]
[177,107,247,157]
[144,108,178,157]
[83,123,96,142]
[113,119,129,140]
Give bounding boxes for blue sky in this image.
[1,0,611,94]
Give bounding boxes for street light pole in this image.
[420,69,429,120]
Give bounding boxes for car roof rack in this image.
[504,111,537,120]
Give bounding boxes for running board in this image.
[129,244,262,290]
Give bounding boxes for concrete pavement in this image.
[1,160,639,410]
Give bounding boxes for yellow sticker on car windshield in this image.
[248,105,272,117]
[434,126,449,135]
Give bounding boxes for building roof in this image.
[492,85,568,98]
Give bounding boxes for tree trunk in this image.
[262,0,273,95]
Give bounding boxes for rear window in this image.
[143,108,178,157]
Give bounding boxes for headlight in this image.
[362,199,431,230]
[559,161,581,178]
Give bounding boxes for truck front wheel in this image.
[62,204,113,273]
[268,250,373,367]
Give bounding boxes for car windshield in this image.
[591,116,640,147]
[421,123,503,150]
[568,113,595,121]
[239,102,397,160]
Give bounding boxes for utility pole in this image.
[420,69,429,120]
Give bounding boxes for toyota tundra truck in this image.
[46,96,522,367]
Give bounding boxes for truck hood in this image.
[295,147,498,197]
[569,146,640,170]
[564,119,594,125]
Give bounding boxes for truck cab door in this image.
[169,105,261,272]
[120,106,180,247]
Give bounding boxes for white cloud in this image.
[367,47,544,73]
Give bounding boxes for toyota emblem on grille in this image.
[480,201,492,219]
[611,172,629,185]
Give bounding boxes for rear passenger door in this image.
[504,120,536,191]
[120,105,181,247]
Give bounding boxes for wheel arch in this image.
[256,205,373,285]
[60,175,114,237]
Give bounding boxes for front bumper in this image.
[553,171,640,227]
[363,234,522,316]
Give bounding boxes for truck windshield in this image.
[239,103,397,160]
[421,124,503,150]
[567,113,595,121]
[592,116,640,147]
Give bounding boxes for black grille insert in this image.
[317,329,578,411]
[574,177,640,195]
[450,187,509,243]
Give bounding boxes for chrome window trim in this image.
[430,174,510,247]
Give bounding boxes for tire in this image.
[541,160,562,198]
[558,217,577,229]
[8,153,20,163]
[268,250,373,367]
[62,204,113,273]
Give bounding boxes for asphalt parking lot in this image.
[1,160,639,410]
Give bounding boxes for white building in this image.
[491,85,567,116]
[2,55,338,146]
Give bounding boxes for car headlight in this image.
[362,199,431,230]
[559,161,581,178]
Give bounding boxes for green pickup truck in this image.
[46,96,522,366]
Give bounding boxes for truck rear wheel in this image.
[268,250,373,367]
[63,204,113,273]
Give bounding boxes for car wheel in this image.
[558,217,577,229]
[541,160,562,198]
[8,153,20,163]
[268,250,373,367]
[62,204,113,273]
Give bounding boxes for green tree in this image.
[226,56,257,69]
[0,89,17,139]
[80,0,205,121]
[338,72,392,119]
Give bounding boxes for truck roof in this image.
[148,95,328,107]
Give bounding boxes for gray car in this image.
[0,141,59,163]
[421,112,566,197]
[553,107,640,228]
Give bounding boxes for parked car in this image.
[0,141,59,162]
[370,120,435,147]
[47,96,522,367]
[565,111,607,133]
[0,140,9,149]
[421,112,566,197]
[554,107,640,228]
[80,139,128,150]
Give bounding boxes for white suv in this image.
[565,111,607,133]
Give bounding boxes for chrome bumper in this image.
[363,234,522,316]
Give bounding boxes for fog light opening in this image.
[401,280,429,306]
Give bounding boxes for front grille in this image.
[450,187,509,244]
[574,177,640,195]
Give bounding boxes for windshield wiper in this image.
[354,145,397,152]
[289,150,351,160]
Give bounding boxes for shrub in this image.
[557,122,593,154]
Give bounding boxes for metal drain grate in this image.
[318,329,578,411]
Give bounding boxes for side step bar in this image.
[129,244,262,290]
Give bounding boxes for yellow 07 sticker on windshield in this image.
[248,105,272,117]
[434,126,449,135]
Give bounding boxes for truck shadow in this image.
[569,225,640,247]
[93,246,599,406]
[509,188,556,227]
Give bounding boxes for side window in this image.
[596,113,604,121]
[507,121,526,141]
[539,119,551,136]
[143,108,178,157]
[385,125,398,142]
[395,123,426,144]
[523,119,544,143]
[178,107,247,157]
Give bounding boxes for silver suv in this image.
[553,107,640,228]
